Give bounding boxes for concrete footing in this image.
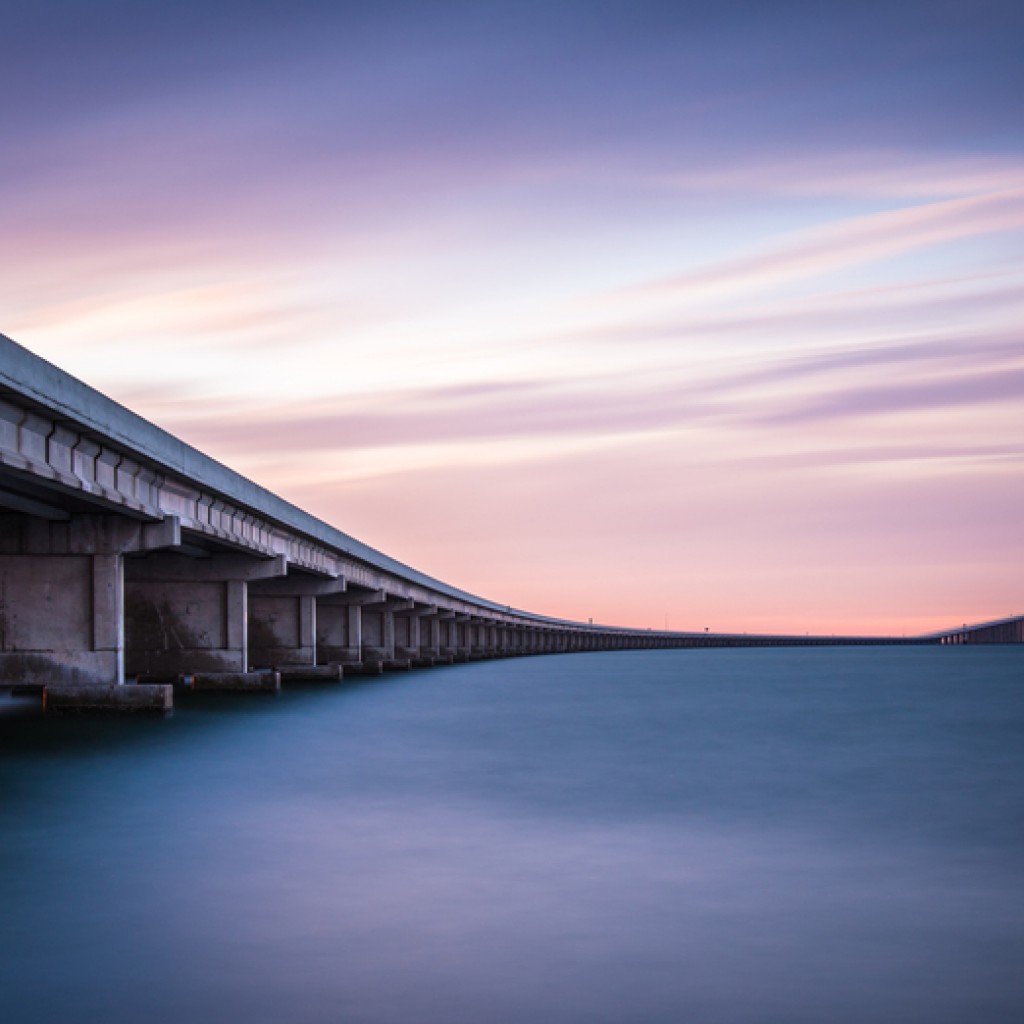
[343,662,384,676]
[43,683,173,715]
[276,665,343,683]
[182,671,281,693]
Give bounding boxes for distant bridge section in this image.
[0,333,1016,710]
[926,615,1024,645]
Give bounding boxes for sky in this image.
[2,0,1022,635]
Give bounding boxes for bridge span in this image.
[925,615,1024,645]
[0,334,1016,712]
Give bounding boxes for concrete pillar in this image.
[425,616,441,658]
[470,619,487,658]
[226,579,248,672]
[300,596,316,662]
[247,573,344,669]
[360,597,412,665]
[361,608,385,661]
[381,610,395,661]
[395,603,437,660]
[313,589,383,665]
[454,615,472,660]
[92,553,125,685]
[0,512,180,687]
[348,605,362,659]
[124,551,286,678]
[439,614,457,658]
[313,601,356,664]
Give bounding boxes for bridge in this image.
[0,333,1018,712]
[924,615,1024,645]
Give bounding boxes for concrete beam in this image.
[0,489,70,521]
[365,597,415,612]
[406,603,438,617]
[322,589,386,606]
[248,574,347,597]
[141,515,181,552]
[128,552,288,582]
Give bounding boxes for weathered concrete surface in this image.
[314,601,361,664]
[43,683,173,715]
[248,593,317,669]
[183,671,281,693]
[277,665,343,683]
[0,513,187,687]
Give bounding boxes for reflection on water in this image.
[1,647,1022,1023]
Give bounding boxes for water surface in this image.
[1,647,1022,1023]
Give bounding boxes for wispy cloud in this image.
[133,332,1022,465]
[628,189,1024,303]
[655,151,1024,201]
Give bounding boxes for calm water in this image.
[1,647,1022,1023]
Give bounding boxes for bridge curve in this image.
[924,615,1024,645]
[0,332,1010,711]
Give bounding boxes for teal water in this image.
[1,647,1022,1023]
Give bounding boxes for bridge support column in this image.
[481,620,497,657]
[362,596,413,667]
[314,601,356,664]
[396,604,439,663]
[396,602,435,661]
[124,551,287,678]
[0,512,180,687]
[404,613,420,657]
[453,615,472,660]
[469,617,492,658]
[247,574,347,670]
[347,605,362,660]
[314,588,383,666]
[423,615,442,659]
[436,611,456,659]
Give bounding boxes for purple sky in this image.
[3,1,1022,632]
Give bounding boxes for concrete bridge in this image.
[0,334,1017,712]
[925,615,1024,645]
